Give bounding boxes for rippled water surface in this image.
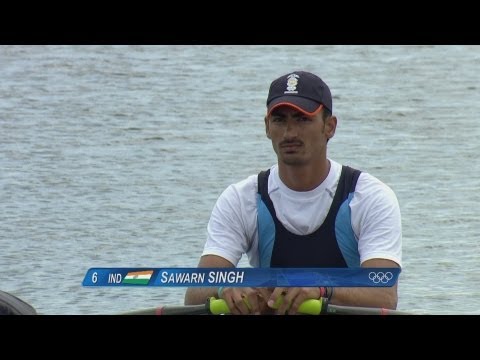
[1,45,479,314]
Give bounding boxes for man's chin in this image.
[281,156,306,166]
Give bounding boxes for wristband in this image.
[327,287,334,301]
[217,286,224,298]
[318,286,326,298]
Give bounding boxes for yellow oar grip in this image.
[298,299,323,315]
[208,297,324,315]
[271,296,323,315]
[209,297,231,315]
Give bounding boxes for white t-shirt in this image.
[202,159,402,268]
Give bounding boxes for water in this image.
[1,45,479,314]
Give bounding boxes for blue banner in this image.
[82,267,400,287]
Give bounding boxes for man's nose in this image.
[284,119,298,138]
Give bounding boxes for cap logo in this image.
[284,74,299,94]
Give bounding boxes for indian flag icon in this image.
[122,270,154,285]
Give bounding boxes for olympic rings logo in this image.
[368,271,394,284]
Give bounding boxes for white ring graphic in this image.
[368,271,394,284]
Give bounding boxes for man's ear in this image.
[264,116,271,139]
[325,115,337,140]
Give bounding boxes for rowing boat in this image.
[0,290,37,315]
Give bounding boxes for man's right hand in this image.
[220,287,273,315]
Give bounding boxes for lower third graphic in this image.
[83,267,401,287]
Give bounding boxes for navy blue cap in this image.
[266,71,332,116]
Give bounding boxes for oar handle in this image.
[122,298,411,315]
[324,304,411,315]
[208,297,324,315]
[208,297,410,315]
[122,297,323,315]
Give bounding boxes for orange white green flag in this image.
[122,270,154,285]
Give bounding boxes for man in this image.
[184,71,402,314]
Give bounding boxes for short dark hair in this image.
[322,107,331,121]
[322,108,333,143]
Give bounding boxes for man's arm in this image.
[184,255,234,305]
[329,258,399,309]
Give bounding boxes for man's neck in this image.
[278,159,331,192]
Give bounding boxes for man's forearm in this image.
[330,285,398,310]
[184,287,218,305]
[184,255,236,305]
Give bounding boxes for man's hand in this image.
[268,287,321,315]
[220,287,274,315]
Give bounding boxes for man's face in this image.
[265,106,334,166]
